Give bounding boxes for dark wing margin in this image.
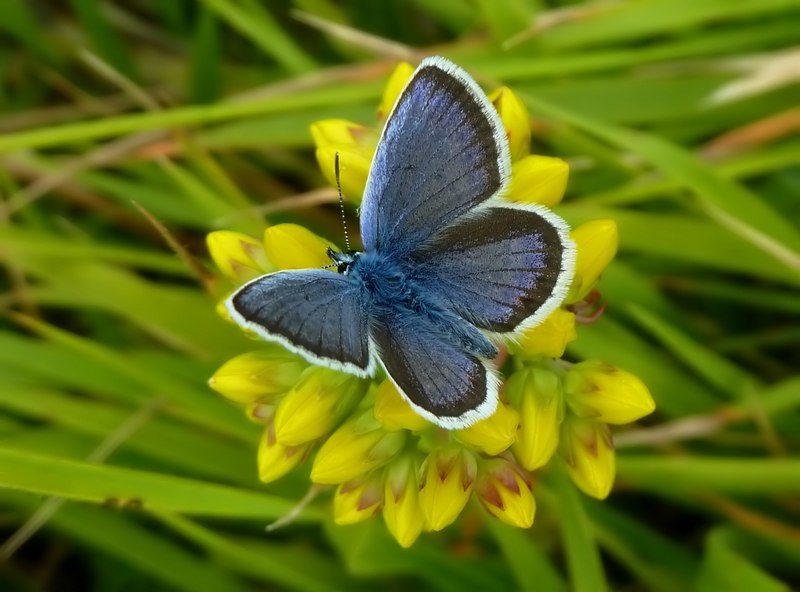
[359,56,511,256]
[370,310,499,429]
[411,205,576,333]
[226,270,373,377]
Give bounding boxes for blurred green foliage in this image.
[0,0,798,590]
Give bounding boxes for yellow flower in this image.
[263,223,336,270]
[475,459,536,528]
[508,155,570,207]
[567,219,618,303]
[506,367,564,471]
[206,230,271,281]
[383,454,425,548]
[208,347,306,404]
[455,401,519,455]
[310,118,374,147]
[311,410,406,484]
[564,360,655,424]
[334,474,383,525]
[373,379,430,432]
[418,446,476,531]
[315,145,373,203]
[558,415,615,499]
[513,308,577,359]
[488,87,531,162]
[257,424,311,483]
[377,62,415,120]
[274,368,366,446]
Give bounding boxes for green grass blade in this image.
[486,519,567,592]
[0,447,319,521]
[617,456,800,495]
[199,0,316,73]
[2,492,248,592]
[543,466,609,592]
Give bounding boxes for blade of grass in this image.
[486,519,567,592]
[696,527,790,592]
[189,7,221,104]
[154,511,352,592]
[0,81,383,153]
[541,466,609,592]
[585,499,699,591]
[0,227,192,275]
[517,94,800,274]
[626,304,756,396]
[199,0,316,74]
[0,447,320,521]
[4,315,253,441]
[560,205,800,286]
[536,0,800,51]
[70,0,138,79]
[1,493,248,592]
[617,456,800,495]
[0,387,255,485]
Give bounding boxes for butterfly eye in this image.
[327,248,358,275]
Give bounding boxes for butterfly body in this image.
[341,248,499,360]
[227,57,576,429]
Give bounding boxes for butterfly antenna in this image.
[334,152,352,252]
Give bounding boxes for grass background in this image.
[1,0,799,590]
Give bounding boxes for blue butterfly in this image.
[227,57,575,429]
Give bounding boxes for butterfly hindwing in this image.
[360,57,510,257]
[370,308,499,428]
[226,270,373,376]
[411,205,575,333]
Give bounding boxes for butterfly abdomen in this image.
[350,251,497,360]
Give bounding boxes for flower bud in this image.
[334,474,383,525]
[207,230,270,281]
[263,223,336,270]
[315,145,372,203]
[564,360,655,424]
[208,347,306,404]
[488,87,531,161]
[455,402,518,455]
[378,62,415,120]
[310,119,374,148]
[508,155,569,207]
[311,411,406,484]
[513,308,577,359]
[274,368,366,446]
[506,368,564,470]
[257,423,311,483]
[475,459,536,528]
[383,454,425,548]
[418,446,476,531]
[558,416,615,499]
[374,379,429,432]
[567,219,618,303]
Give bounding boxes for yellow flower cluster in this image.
[207,62,655,548]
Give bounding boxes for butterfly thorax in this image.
[346,250,498,360]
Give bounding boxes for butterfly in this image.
[226,57,575,429]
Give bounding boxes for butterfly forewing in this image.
[360,57,510,257]
[227,270,372,376]
[411,205,575,333]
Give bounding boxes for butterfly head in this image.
[327,247,360,275]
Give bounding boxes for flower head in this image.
[207,59,654,547]
[475,458,536,528]
[418,446,477,531]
